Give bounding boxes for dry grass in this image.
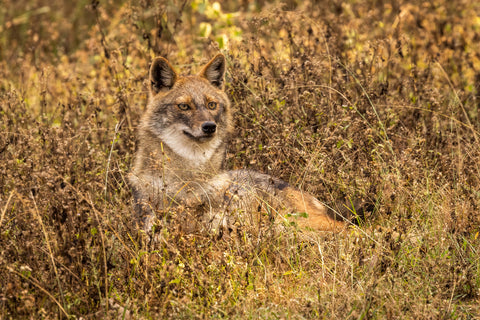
[1,0,480,318]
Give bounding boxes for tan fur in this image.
[129,54,346,233]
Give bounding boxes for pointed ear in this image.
[199,54,226,89]
[150,57,177,94]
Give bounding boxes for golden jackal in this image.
[129,54,346,233]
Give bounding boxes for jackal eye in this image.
[207,101,218,110]
[177,103,191,111]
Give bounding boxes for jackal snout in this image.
[183,120,216,141]
[183,113,217,140]
[201,121,216,134]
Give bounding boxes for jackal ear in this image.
[150,57,177,94]
[199,54,226,89]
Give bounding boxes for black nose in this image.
[201,121,217,134]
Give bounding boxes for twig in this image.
[8,267,70,318]
[436,61,479,144]
[105,117,125,200]
[0,190,15,228]
[29,191,68,317]
[88,193,109,316]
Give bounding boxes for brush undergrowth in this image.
[1,0,480,318]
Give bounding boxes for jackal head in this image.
[140,54,232,164]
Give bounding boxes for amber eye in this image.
[207,101,217,110]
[177,103,190,111]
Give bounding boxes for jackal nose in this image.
[201,121,217,134]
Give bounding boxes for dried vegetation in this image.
[1,0,480,318]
